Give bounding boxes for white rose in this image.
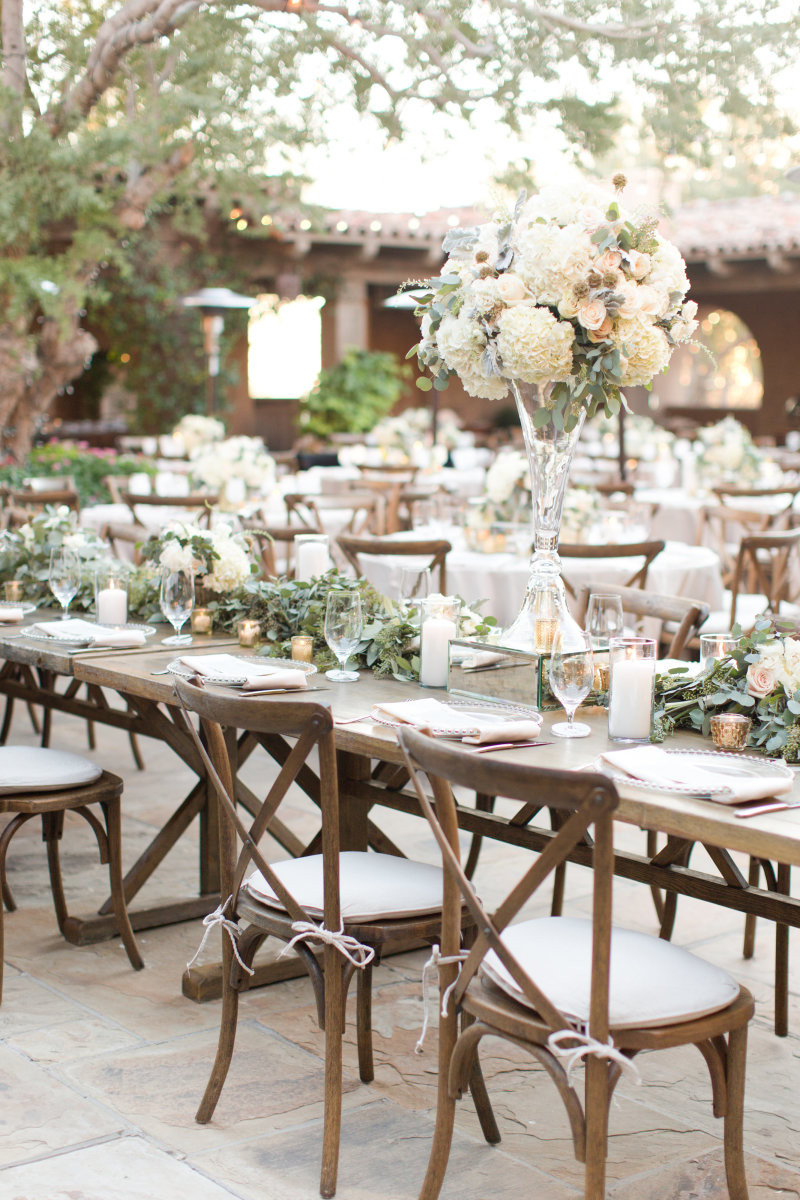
[577,299,608,331]
[626,250,652,279]
[615,281,641,319]
[636,284,670,318]
[160,541,194,573]
[575,204,605,231]
[495,273,528,304]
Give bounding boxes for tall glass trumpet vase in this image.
[502,380,587,653]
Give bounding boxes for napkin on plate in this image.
[0,607,24,623]
[30,618,147,648]
[598,745,792,803]
[370,697,542,744]
[179,654,308,691]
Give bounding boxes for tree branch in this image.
[1,0,28,135]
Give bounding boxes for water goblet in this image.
[399,564,431,608]
[549,627,595,738]
[48,547,81,619]
[324,591,363,682]
[160,567,195,646]
[585,592,624,651]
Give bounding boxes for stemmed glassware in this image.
[324,591,363,682]
[399,565,431,610]
[585,592,624,651]
[160,567,195,646]
[48,547,81,620]
[548,626,595,738]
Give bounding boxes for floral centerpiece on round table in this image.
[189,436,276,500]
[172,414,226,455]
[694,416,780,488]
[409,175,697,650]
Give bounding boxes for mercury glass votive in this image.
[291,635,314,663]
[3,581,23,603]
[237,619,261,648]
[191,607,213,635]
[710,713,751,751]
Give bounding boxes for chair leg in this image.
[419,976,460,1200]
[775,863,790,1038]
[468,1055,500,1145]
[356,960,374,1083]
[103,798,144,971]
[86,719,97,751]
[320,947,345,1199]
[0,871,5,1003]
[743,857,760,960]
[583,1056,611,1200]
[40,706,52,748]
[128,731,146,771]
[196,940,242,1123]
[43,811,69,932]
[723,1025,750,1200]
[463,794,496,880]
[647,830,665,922]
[0,697,14,744]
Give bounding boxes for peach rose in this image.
[597,250,622,272]
[577,299,608,331]
[587,316,614,342]
[746,662,777,699]
[496,273,528,304]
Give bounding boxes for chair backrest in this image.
[238,519,323,579]
[285,492,382,538]
[729,526,800,626]
[713,484,799,515]
[558,539,666,597]
[336,535,451,593]
[120,490,217,528]
[8,486,80,513]
[99,522,150,566]
[697,504,779,589]
[575,582,709,658]
[172,678,341,929]
[398,728,619,1043]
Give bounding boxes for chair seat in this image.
[481,916,739,1030]
[245,851,444,921]
[0,746,102,795]
[701,593,800,635]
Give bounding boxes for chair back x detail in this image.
[559,539,665,598]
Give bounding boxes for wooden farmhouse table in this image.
[1,623,799,1022]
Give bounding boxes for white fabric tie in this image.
[547,1028,641,1087]
[279,921,375,969]
[186,896,255,977]
[415,943,470,1055]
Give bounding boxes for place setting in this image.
[165,653,321,694]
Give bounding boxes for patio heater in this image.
[181,286,255,415]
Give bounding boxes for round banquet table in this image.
[352,529,724,627]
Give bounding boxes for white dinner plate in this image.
[23,622,157,647]
[593,748,794,802]
[371,696,540,738]
[166,656,318,685]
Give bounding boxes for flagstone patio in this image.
[1,715,799,1200]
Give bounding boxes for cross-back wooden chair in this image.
[398,729,754,1200]
[120,490,217,529]
[712,484,800,518]
[98,522,150,566]
[559,539,666,599]
[335,535,451,595]
[574,583,709,659]
[695,524,800,636]
[173,679,476,1198]
[8,486,80,514]
[284,491,382,539]
[238,518,323,579]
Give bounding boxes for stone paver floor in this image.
[1,711,799,1199]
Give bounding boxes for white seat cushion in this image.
[0,746,103,795]
[481,916,739,1030]
[245,851,443,921]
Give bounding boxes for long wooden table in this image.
[1,627,799,1023]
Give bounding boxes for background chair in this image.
[0,746,143,1001]
[174,679,473,1198]
[239,518,323,579]
[399,729,753,1200]
[559,539,666,599]
[574,583,709,659]
[697,524,800,634]
[336,535,452,594]
[284,491,383,539]
[7,485,80,514]
[120,490,217,529]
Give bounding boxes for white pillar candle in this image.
[608,658,656,740]
[295,539,331,582]
[96,584,128,626]
[420,615,458,688]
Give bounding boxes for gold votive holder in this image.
[533,617,559,653]
[3,581,23,603]
[191,607,213,635]
[291,634,314,663]
[593,663,610,693]
[237,619,261,648]
[710,713,751,751]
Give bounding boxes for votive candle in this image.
[191,607,213,634]
[3,581,23,603]
[291,634,314,662]
[237,619,260,648]
[96,581,128,626]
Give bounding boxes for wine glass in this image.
[548,627,595,738]
[49,547,81,620]
[585,592,624,651]
[160,567,195,646]
[399,564,431,608]
[324,591,363,682]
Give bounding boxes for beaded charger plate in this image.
[593,749,794,803]
[23,622,157,647]
[166,656,318,686]
[371,695,541,739]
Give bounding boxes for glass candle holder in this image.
[95,567,128,626]
[291,634,314,662]
[608,637,657,742]
[294,533,331,582]
[700,633,740,673]
[237,619,261,648]
[710,713,751,751]
[420,595,461,688]
[191,607,213,635]
[3,581,23,603]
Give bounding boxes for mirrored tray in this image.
[371,695,540,738]
[593,749,794,803]
[166,655,318,686]
[23,622,157,647]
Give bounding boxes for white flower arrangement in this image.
[694,417,775,486]
[411,176,696,430]
[172,414,226,454]
[146,520,256,595]
[472,450,598,536]
[369,407,464,455]
[190,436,276,492]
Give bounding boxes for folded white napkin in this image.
[31,618,146,648]
[371,698,542,744]
[0,607,24,623]
[598,745,792,803]
[179,654,308,691]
